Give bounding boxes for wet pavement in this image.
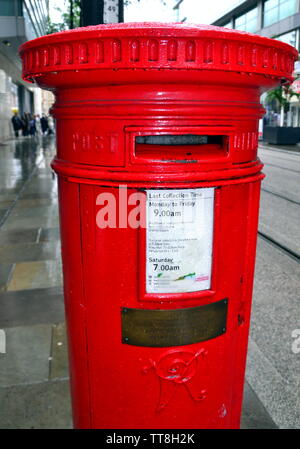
[0,135,71,428]
[0,135,299,429]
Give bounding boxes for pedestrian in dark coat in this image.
[11,112,22,137]
[29,115,36,136]
[21,113,29,136]
[40,114,49,135]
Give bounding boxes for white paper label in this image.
[146,188,214,294]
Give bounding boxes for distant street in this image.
[258,144,300,258]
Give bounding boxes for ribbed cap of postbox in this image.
[19,22,298,84]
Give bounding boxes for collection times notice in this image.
[146,188,214,294]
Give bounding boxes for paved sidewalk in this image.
[259,141,300,154]
[1,136,298,428]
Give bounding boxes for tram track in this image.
[261,153,300,164]
[258,148,300,262]
[258,231,300,263]
[259,144,300,157]
[259,188,300,263]
[263,162,300,174]
[261,187,300,206]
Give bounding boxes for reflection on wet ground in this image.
[0,136,71,429]
[0,136,60,289]
[0,136,58,228]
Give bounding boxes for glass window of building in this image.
[275,29,297,48]
[264,0,297,27]
[0,0,22,16]
[0,0,14,16]
[235,7,258,33]
[223,22,232,28]
[23,0,48,38]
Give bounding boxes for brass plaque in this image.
[121,299,228,347]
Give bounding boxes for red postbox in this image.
[20,23,297,429]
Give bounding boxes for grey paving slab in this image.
[0,380,72,429]
[0,263,15,291]
[0,187,22,197]
[246,338,300,429]
[0,193,18,202]
[245,237,300,428]
[7,259,63,291]
[264,162,300,178]
[39,227,61,242]
[0,228,40,245]
[1,214,59,231]
[0,200,14,210]
[259,143,300,155]
[262,171,300,204]
[241,381,277,429]
[0,287,65,328]
[261,151,300,171]
[0,209,8,223]
[251,238,300,387]
[259,163,300,203]
[7,205,59,220]
[0,137,57,235]
[0,175,25,185]
[0,241,61,263]
[14,198,58,208]
[259,190,300,255]
[0,324,52,387]
[30,172,54,180]
[49,322,69,380]
[16,192,58,201]
[21,181,57,197]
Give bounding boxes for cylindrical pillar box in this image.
[20,23,297,429]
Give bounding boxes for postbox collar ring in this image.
[19,22,298,85]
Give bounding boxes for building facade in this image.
[0,0,49,140]
[212,0,300,127]
[212,0,300,48]
[174,0,300,128]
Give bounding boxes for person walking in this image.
[40,114,49,135]
[35,114,42,135]
[21,113,29,136]
[29,114,36,137]
[47,115,54,135]
[11,111,22,138]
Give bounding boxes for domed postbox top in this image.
[20,22,298,87]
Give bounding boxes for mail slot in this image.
[20,23,297,429]
[134,134,228,162]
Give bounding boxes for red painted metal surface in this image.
[20,23,297,429]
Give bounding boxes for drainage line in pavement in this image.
[261,153,300,164]
[259,145,300,156]
[261,188,300,206]
[263,162,300,174]
[258,231,300,263]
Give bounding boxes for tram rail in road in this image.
[258,143,300,264]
